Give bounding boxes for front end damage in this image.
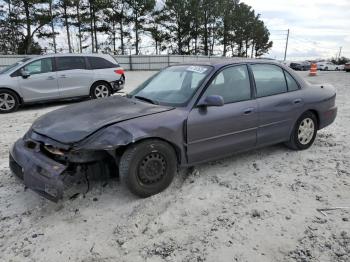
[9,130,118,202]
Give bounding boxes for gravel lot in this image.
[0,71,349,262]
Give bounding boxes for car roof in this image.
[38,53,113,58]
[175,58,282,68]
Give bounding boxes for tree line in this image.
[0,0,273,57]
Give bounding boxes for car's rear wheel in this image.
[286,111,318,150]
[119,139,177,198]
[90,82,111,99]
[0,90,20,113]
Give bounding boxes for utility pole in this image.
[284,29,290,61]
[338,46,342,61]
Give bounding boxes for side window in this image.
[284,71,299,91]
[56,57,86,71]
[88,57,118,69]
[203,65,251,104]
[251,64,288,97]
[23,58,53,75]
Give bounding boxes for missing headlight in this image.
[44,145,66,156]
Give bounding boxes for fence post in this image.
[129,55,133,71]
[167,54,170,67]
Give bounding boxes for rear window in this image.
[56,57,86,71]
[88,57,119,69]
[251,64,288,97]
[284,71,300,91]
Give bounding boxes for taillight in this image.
[114,69,125,75]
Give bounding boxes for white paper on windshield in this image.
[186,66,208,74]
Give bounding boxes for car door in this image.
[250,64,304,147]
[17,58,59,102]
[55,56,94,98]
[187,65,258,164]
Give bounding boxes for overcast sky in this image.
[243,0,350,60]
[42,0,350,61]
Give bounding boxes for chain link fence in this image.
[0,54,237,71]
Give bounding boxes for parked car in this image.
[289,62,303,71]
[10,60,337,201]
[0,54,125,113]
[300,61,311,71]
[345,63,350,72]
[289,61,310,71]
[338,64,345,71]
[316,62,339,71]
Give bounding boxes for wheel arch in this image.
[116,137,182,165]
[307,109,320,129]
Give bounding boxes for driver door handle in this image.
[47,76,55,80]
[243,107,255,115]
[293,98,302,104]
[60,75,67,78]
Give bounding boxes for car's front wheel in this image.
[90,82,111,99]
[0,90,20,113]
[286,111,318,150]
[119,139,177,198]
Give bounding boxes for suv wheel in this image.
[91,82,111,99]
[0,90,20,113]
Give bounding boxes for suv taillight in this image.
[114,69,125,75]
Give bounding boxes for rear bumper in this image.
[9,139,67,202]
[111,78,125,93]
[319,106,337,129]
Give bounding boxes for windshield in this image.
[129,65,212,106]
[0,58,32,75]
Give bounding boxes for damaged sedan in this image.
[9,60,337,201]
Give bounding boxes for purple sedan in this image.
[10,60,337,201]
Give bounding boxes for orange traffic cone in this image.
[309,63,317,76]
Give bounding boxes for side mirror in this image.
[20,69,30,78]
[197,95,224,107]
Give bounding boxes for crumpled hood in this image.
[32,95,174,144]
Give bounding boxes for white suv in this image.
[316,62,339,71]
[0,54,125,113]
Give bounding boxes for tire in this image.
[90,82,112,99]
[119,139,177,198]
[324,67,328,71]
[285,111,318,150]
[0,89,20,113]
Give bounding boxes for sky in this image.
[242,0,350,61]
[36,0,350,61]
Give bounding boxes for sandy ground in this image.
[0,71,349,262]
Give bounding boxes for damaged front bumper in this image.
[9,139,67,202]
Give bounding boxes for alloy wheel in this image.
[0,93,16,112]
[94,85,110,98]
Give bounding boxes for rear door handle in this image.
[293,98,302,104]
[60,75,67,78]
[47,76,55,80]
[243,107,255,115]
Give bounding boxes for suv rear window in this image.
[56,57,86,71]
[88,57,119,69]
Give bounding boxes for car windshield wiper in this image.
[134,95,159,105]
